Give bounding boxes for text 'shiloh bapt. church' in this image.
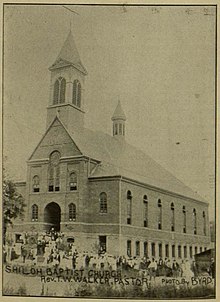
[13,30,211,259]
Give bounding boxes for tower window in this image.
[189,246,193,258]
[33,175,40,192]
[69,203,76,221]
[72,80,81,107]
[143,195,148,227]
[32,204,38,221]
[48,151,61,192]
[69,172,77,191]
[53,77,66,104]
[100,192,107,213]
[171,202,175,231]
[158,199,162,229]
[184,246,187,258]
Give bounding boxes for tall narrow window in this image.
[178,245,181,258]
[32,204,38,221]
[144,242,148,257]
[33,175,40,192]
[69,203,76,221]
[158,199,162,229]
[190,246,193,258]
[48,151,61,192]
[159,243,162,258]
[99,236,107,253]
[127,240,131,257]
[60,78,66,103]
[151,243,155,257]
[119,124,122,135]
[53,77,66,104]
[165,244,169,258]
[171,202,175,231]
[193,208,197,234]
[127,190,132,224]
[195,246,198,255]
[136,241,140,256]
[184,246,187,258]
[203,211,206,235]
[53,80,59,104]
[69,172,77,191]
[143,195,148,227]
[100,192,107,213]
[72,80,81,107]
[183,206,186,233]
[172,245,175,258]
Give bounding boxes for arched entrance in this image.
[44,202,61,232]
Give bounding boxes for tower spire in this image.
[111,100,126,139]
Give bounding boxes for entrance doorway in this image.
[44,202,61,232]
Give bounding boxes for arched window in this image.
[193,208,197,234]
[33,175,40,192]
[53,77,66,104]
[203,211,206,235]
[100,192,107,213]
[48,151,61,192]
[182,206,186,233]
[127,190,132,224]
[143,195,148,227]
[171,202,175,231]
[158,199,162,230]
[72,80,81,107]
[32,204,38,221]
[69,203,76,221]
[69,172,77,191]
[53,80,59,104]
[60,78,66,103]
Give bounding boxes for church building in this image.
[13,30,211,259]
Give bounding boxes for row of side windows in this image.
[126,191,207,235]
[31,203,76,221]
[127,240,207,258]
[53,77,81,108]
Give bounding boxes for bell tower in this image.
[46,30,87,130]
[111,100,126,139]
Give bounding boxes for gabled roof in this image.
[65,121,207,203]
[49,30,87,75]
[111,100,126,121]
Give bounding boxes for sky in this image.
[3,4,216,219]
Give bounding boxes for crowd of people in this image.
[3,229,215,280]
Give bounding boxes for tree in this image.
[3,178,26,242]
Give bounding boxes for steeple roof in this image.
[49,30,87,75]
[111,100,126,121]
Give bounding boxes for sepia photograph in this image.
[2,3,216,299]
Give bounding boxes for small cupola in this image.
[111,100,126,138]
